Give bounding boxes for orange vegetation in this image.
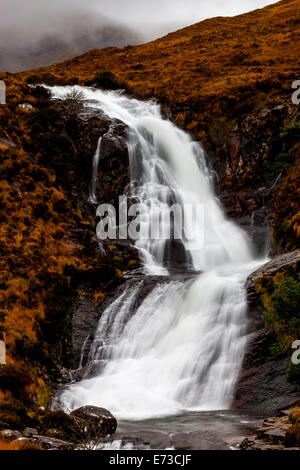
[0,437,42,451]
[13,0,300,249]
[16,0,300,143]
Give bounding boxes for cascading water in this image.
[89,136,102,204]
[48,85,265,420]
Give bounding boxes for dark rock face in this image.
[100,123,128,164]
[72,296,100,370]
[213,99,298,256]
[62,103,138,377]
[0,128,16,147]
[94,121,130,205]
[162,239,193,272]
[26,435,74,450]
[221,103,289,188]
[71,406,117,437]
[234,251,300,412]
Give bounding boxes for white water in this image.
[89,136,102,204]
[48,86,265,420]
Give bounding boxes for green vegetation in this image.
[282,122,300,146]
[262,275,300,391]
[263,276,300,356]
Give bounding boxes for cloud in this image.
[93,0,278,25]
[0,0,278,58]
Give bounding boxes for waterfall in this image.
[89,136,102,204]
[48,85,265,420]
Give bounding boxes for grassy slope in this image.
[18,0,300,136]
[17,0,300,250]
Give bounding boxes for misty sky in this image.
[0,0,278,47]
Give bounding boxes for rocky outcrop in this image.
[240,402,300,450]
[0,428,74,450]
[234,250,300,412]
[0,128,16,147]
[71,295,100,371]
[0,405,117,450]
[93,120,129,206]
[71,406,117,438]
[247,250,300,301]
[213,99,300,257]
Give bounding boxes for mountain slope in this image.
[19,0,299,123]
[17,0,300,249]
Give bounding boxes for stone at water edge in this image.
[71,406,117,437]
[0,429,22,440]
[23,427,38,438]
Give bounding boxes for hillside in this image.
[0,0,299,448]
[10,0,300,250]
[18,0,300,130]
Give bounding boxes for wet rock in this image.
[91,120,130,204]
[0,128,16,147]
[258,428,286,443]
[100,123,128,163]
[247,250,300,298]
[72,296,100,370]
[163,239,193,272]
[223,435,251,449]
[17,435,74,450]
[0,429,22,440]
[71,405,117,438]
[240,407,300,450]
[22,427,38,438]
[18,103,34,112]
[97,434,153,450]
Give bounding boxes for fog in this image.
[0,0,278,42]
[0,0,278,71]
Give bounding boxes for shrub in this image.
[282,121,300,145]
[0,437,43,451]
[269,152,292,173]
[61,89,85,119]
[39,410,76,441]
[92,71,119,90]
[0,365,32,401]
[285,424,300,447]
[263,276,300,356]
[287,361,300,387]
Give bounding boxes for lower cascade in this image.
[49,85,265,420]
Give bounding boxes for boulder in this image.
[0,429,22,440]
[22,427,38,438]
[16,435,73,450]
[100,123,128,164]
[71,406,117,438]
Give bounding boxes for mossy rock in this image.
[285,423,300,447]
